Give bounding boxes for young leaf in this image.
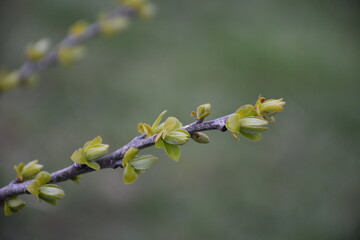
[225,114,241,133]
[27,180,40,197]
[123,163,139,184]
[36,171,51,186]
[85,161,101,171]
[235,104,257,118]
[163,117,181,133]
[122,147,139,167]
[240,131,262,142]
[151,110,167,129]
[163,141,181,161]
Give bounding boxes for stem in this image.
[0,114,230,200]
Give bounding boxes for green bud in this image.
[163,129,190,145]
[129,155,158,170]
[191,132,210,144]
[38,184,65,205]
[85,144,109,161]
[239,117,269,134]
[26,39,50,61]
[258,98,286,122]
[100,15,129,36]
[58,46,85,66]
[20,160,43,181]
[4,197,26,216]
[0,70,20,92]
[69,20,89,35]
[192,103,211,121]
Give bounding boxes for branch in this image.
[17,6,136,82]
[0,114,230,201]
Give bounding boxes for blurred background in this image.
[0,0,359,239]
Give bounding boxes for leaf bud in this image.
[58,46,85,66]
[239,117,269,134]
[191,132,210,144]
[20,160,43,181]
[38,184,65,205]
[4,197,26,216]
[163,129,190,145]
[26,39,50,61]
[68,20,89,35]
[0,70,20,92]
[85,144,109,161]
[257,98,286,122]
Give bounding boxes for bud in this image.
[191,132,210,144]
[163,129,190,145]
[99,16,129,36]
[239,117,269,134]
[20,160,43,181]
[163,117,182,133]
[69,20,89,35]
[4,197,26,216]
[258,98,286,121]
[26,39,50,61]
[0,70,20,92]
[192,103,211,121]
[85,144,109,161]
[129,155,158,170]
[58,46,85,66]
[38,184,65,205]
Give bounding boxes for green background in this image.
[1,0,359,239]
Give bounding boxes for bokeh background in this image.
[1,0,359,239]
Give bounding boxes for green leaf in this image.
[163,141,181,161]
[70,148,86,164]
[4,201,13,216]
[130,155,158,170]
[240,131,262,142]
[122,147,139,167]
[155,138,163,148]
[35,171,51,186]
[196,103,211,120]
[235,104,257,118]
[138,123,154,137]
[163,117,182,133]
[151,110,167,129]
[225,114,241,133]
[84,136,102,151]
[123,163,139,184]
[27,180,40,197]
[13,163,25,181]
[85,161,101,170]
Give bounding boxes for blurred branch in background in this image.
[0,0,155,93]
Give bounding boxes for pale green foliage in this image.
[70,136,109,170]
[13,160,43,182]
[226,96,286,141]
[122,147,158,184]
[154,116,190,161]
[26,171,65,205]
[3,196,26,216]
[26,39,50,61]
[192,103,211,121]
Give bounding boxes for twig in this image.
[18,6,137,83]
[0,114,230,200]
